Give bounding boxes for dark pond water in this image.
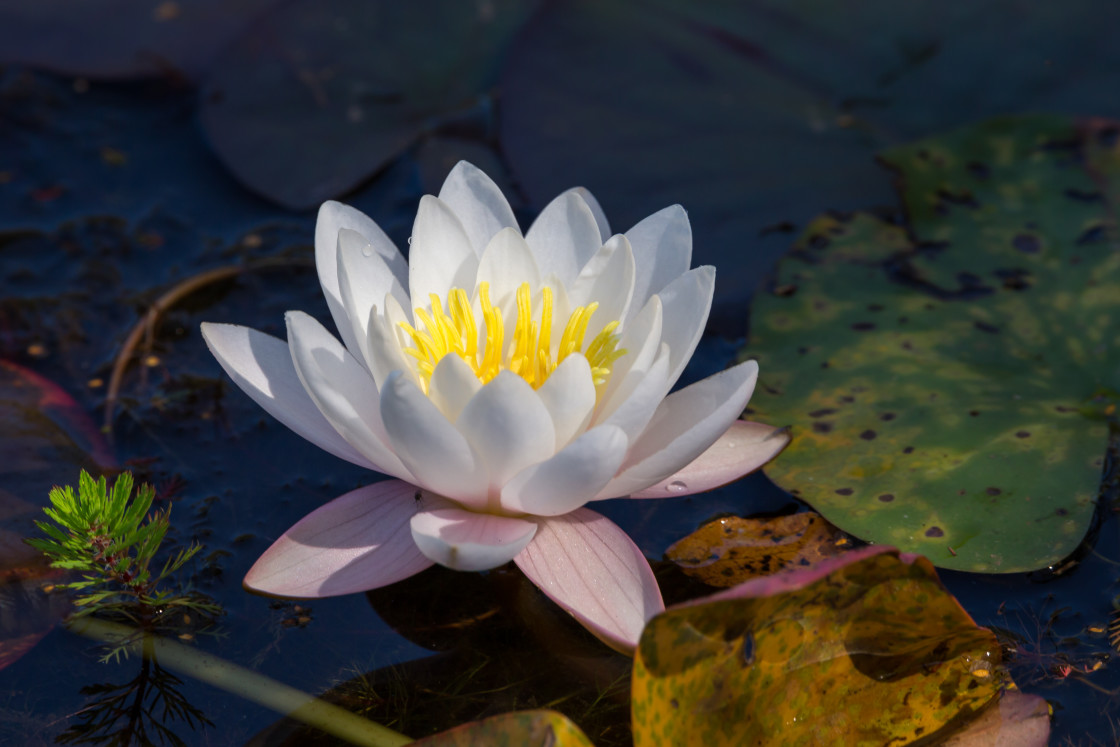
[2,2,1120,744]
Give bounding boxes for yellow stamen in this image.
[397,282,625,394]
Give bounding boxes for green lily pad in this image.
[744,115,1119,572]
[632,547,1002,746]
[412,710,594,747]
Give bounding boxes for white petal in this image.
[366,302,415,392]
[625,205,692,321]
[244,480,431,597]
[410,504,537,571]
[501,426,628,516]
[380,371,488,508]
[514,508,664,655]
[524,191,603,287]
[597,294,663,415]
[316,201,407,357]
[596,344,670,442]
[597,360,759,499]
[337,228,409,373]
[475,227,542,334]
[428,354,482,423]
[567,234,636,343]
[535,354,596,448]
[454,372,556,496]
[657,266,715,392]
[201,323,373,469]
[569,187,610,243]
[437,161,520,255]
[285,312,412,480]
[408,195,479,308]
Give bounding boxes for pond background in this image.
[2,1,1120,744]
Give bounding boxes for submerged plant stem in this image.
[68,617,413,747]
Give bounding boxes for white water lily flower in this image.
[201,162,788,654]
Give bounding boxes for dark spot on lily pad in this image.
[1064,188,1102,203]
[809,408,838,418]
[967,161,990,179]
[820,361,830,369]
[925,526,944,538]
[969,410,980,417]
[878,493,895,502]
[773,283,798,297]
[1076,224,1106,245]
[879,412,896,421]
[1012,233,1040,254]
[851,321,876,331]
[1056,507,1069,516]
[867,303,884,312]
[840,395,855,404]
[1016,430,1031,438]
[903,446,915,454]
[859,429,877,440]
[808,234,830,250]
[973,320,1000,334]
[986,487,1002,496]
[812,421,833,434]
[835,488,853,496]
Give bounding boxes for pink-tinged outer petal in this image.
[501,425,628,516]
[438,161,520,256]
[200,322,373,470]
[410,505,537,571]
[514,508,664,656]
[286,311,413,481]
[316,201,408,358]
[630,420,791,498]
[244,480,431,597]
[379,371,488,509]
[524,190,603,287]
[597,359,759,499]
[408,195,479,308]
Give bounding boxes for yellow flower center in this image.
[398,282,625,394]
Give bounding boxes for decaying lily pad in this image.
[665,512,850,587]
[412,710,594,747]
[745,115,1119,572]
[632,547,1007,746]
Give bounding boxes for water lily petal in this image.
[316,201,408,357]
[535,353,596,448]
[514,507,664,655]
[438,161,519,256]
[657,265,715,392]
[409,195,479,308]
[455,372,556,495]
[366,300,414,391]
[597,359,759,499]
[337,229,410,373]
[597,294,663,413]
[524,190,602,287]
[596,344,670,442]
[502,426,628,516]
[244,480,430,597]
[286,312,412,480]
[567,234,636,342]
[380,371,488,508]
[625,204,692,320]
[630,420,791,498]
[569,187,610,243]
[475,227,542,333]
[428,353,483,423]
[200,322,373,469]
[411,503,537,571]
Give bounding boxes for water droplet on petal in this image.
[361,245,373,257]
[667,480,687,493]
[407,236,413,245]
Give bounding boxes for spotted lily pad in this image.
[412,710,594,747]
[632,547,1003,746]
[665,512,849,587]
[744,115,1119,572]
